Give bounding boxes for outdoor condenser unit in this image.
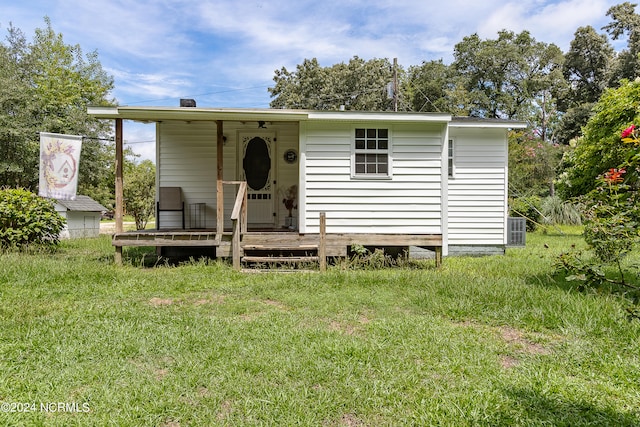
[507,217,526,247]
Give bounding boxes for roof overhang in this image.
[88,106,454,124]
[88,107,527,128]
[306,111,452,123]
[87,106,310,122]
[450,117,527,129]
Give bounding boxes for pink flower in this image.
[621,125,635,138]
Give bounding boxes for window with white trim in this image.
[354,128,390,177]
[448,138,454,177]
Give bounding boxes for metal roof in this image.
[88,106,526,129]
[88,106,451,123]
[450,116,527,128]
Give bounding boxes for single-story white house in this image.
[88,103,526,268]
[54,195,107,239]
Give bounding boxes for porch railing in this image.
[226,180,248,270]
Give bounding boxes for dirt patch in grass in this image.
[498,326,551,356]
[192,294,225,306]
[328,315,371,336]
[216,399,233,421]
[454,320,554,369]
[149,297,174,307]
[154,368,169,381]
[324,413,364,427]
[262,298,288,310]
[329,320,357,335]
[500,355,520,369]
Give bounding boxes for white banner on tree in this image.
[38,132,83,200]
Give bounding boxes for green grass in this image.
[0,229,638,426]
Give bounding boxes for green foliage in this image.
[556,121,640,318]
[452,30,565,127]
[554,103,596,146]
[509,196,542,231]
[560,26,614,109]
[560,79,640,197]
[405,60,459,113]
[509,131,565,197]
[124,159,156,230]
[269,56,397,111]
[340,245,407,269]
[0,18,115,199]
[541,196,582,225]
[581,175,640,264]
[0,188,65,249]
[603,2,640,83]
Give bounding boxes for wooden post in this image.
[232,219,240,271]
[435,247,442,268]
[114,118,124,265]
[230,182,247,272]
[242,187,248,234]
[216,120,224,237]
[319,212,326,272]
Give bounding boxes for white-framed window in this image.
[448,138,455,178]
[353,128,391,178]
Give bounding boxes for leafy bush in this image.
[509,196,542,231]
[541,196,582,225]
[555,124,640,320]
[0,188,66,249]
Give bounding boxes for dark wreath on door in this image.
[240,135,275,225]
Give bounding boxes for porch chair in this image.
[156,187,185,229]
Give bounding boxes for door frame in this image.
[237,131,277,227]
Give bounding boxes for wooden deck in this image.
[113,194,442,270]
[112,229,443,266]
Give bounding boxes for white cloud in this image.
[107,68,195,105]
[478,0,612,49]
[1,0,629,110]
[123,122,156,162]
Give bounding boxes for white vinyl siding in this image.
[157,121,299,230]
[158,121,218,229]
[447,128,508,246]
[302,121,444,234]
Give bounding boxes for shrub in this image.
[509,196,542,231]
[541,196,582,225]
[0,188,66,249]
[340,244,407,269]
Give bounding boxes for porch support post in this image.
[216,120,224,237]
[319,212,326,272]
[435,247,442,268]
[114,118,124,265]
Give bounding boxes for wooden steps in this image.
[242,256,320,263]
[241,244,321,271]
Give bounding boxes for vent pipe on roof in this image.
[180,98,196,107]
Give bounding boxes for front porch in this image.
[100,109,445,270]
[112,227,443,269]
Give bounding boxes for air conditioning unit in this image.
[507,217,526,247]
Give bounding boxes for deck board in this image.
[112,229,442,258]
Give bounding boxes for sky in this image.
[0,0,630,161]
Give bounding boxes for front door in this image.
[239,132,276,226]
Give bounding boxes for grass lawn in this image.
[0,229,638,426]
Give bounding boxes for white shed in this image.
[54,195,106,239]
